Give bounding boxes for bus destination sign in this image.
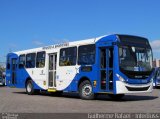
[42,42,69,50]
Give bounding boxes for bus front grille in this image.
[126,86,150,91]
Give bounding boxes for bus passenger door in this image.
[11,58,17,85]
[100,47,114,92]
[48,53,57,89]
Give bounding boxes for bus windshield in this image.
[119,46,152,72]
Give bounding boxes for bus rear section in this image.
[6,51,47,90]
[6,53,18,87]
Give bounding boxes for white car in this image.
[0,77,5,86]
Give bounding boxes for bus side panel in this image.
[63,65,99,93]
[16,68,28,88]
[16,69,45,90]
[14,69,44,90]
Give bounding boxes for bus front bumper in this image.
[116,81,153,94]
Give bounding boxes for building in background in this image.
[153,59,160,68]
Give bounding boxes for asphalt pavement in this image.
[0,86,160,113]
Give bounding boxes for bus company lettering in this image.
[42,42,69,50]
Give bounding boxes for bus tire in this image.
[79,80,95,100]
[108,94,125,100]
[26,80,35,95]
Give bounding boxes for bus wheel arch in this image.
[78,77,91,88]
[78,77,95,100]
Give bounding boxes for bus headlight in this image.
[116,74,125,82]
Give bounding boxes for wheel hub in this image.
[82,84,92,96]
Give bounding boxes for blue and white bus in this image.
[6,34,154,99]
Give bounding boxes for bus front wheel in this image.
[79,80,95,100]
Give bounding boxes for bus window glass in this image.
[26,53,36,68]
[7,57,10,69]
[36,51,45,68]
[78,44,95,65]
[119,46,152,71]
[59,47,77,66]
[19,55,25,68]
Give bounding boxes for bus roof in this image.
[13,35,109,55]
[8,34,149,55]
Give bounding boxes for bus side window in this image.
[7,57,10,70]
[78,44,95,65]
[12,59,17,70]
[19,54,25,69]
[26,53,36,68]
[59,47,77,66]
[36,51,46,68]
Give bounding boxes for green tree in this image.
[0,64,5,75]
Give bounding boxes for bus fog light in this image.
[116,74,125,82]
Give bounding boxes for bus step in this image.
[48,88,56,92]
[9,86,16,88]
[98,92,114,94]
